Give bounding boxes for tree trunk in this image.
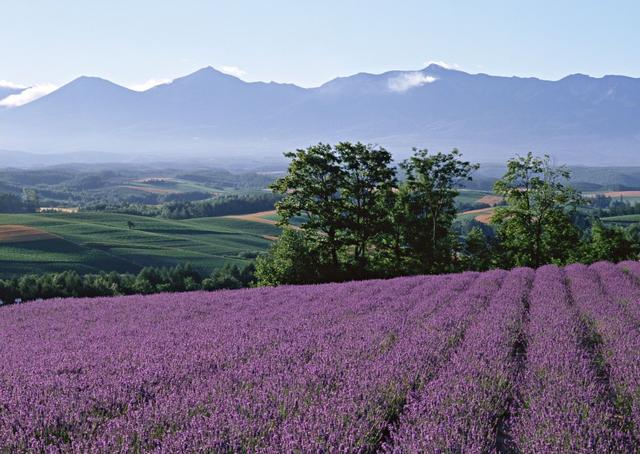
[534,220,542,268]
[329,231,339,268]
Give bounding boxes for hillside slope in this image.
[1,262,640,450]
[0,212,278,277]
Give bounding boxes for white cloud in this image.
[424,60,459,69]
[388,72,437,92]
[220,66,246,78]
[0,83,58,107]
[127,78,172,92]
[0,80,27,89]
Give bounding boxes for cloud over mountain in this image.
[0,80,27,89]
[127,78,172,92]
[0,83,58,107]
[388,72,437,92]
[220,66,246,78]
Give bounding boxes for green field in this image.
[259,212,307,226]
[455,189,493,205]
[122,178,221,194]
[601,214,640,225]
[585,192,640,205]
[0,212,280,278]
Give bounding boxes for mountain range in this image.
[1,64,639,165]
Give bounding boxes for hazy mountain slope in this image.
[1,65,639,164]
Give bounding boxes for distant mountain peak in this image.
[192,66,225,76]
[168,66,243,88]
[1,65,640,165]
[561,73,592,81]
[61,76,132,93]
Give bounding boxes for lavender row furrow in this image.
[0,274,457,451]
[618,259,640,285]
[386,267,533,453]
[2,263,639,451]
[0,280,402,450]
[590,260,640,325]
[103,276,449,451]
[260,270,504,453]
[117,272,480,452]
[509,265,627,452]
[568,262,640,442]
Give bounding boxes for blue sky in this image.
[2,0,639,90]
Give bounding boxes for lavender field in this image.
[2,262,640,452]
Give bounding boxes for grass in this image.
[0,212,280,278]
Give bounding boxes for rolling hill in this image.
[0,212,279,277]
[1,65,640,164]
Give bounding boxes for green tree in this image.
[21,188,39,212]
[272,143,345,268]
[335,142,396,272]
[134,267,163,294]
[272,142,397,276]
[255,229,322,286]
[460,227,494,271]
[203,264,243,290]
[372,186,412,276]
[400,148,478,273]
[582,221,639,263]
[492,152,582,268]
[0,193,26,213]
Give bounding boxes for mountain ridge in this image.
[1,65,639,164]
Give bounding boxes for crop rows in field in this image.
[1,262,640,451]
[0,212,279,277]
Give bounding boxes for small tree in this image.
[127,220,135,230]
[492,152,582,268]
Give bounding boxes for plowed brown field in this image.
[0,225,58,243]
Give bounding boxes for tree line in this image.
[0,263,255,305]
[87,192,280,220]
[255,143,640,285]
[0,189,39,213]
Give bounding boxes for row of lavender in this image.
[0,262,639,451]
